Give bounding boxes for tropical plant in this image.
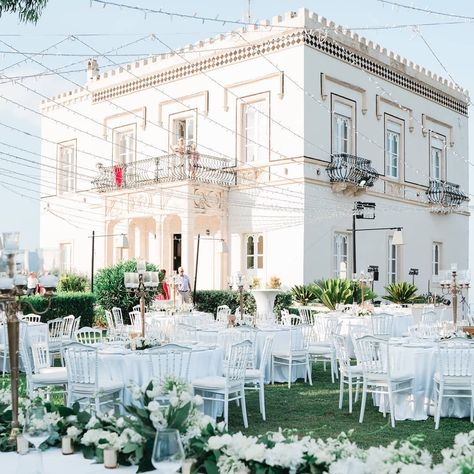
[57,273,89,293]
[94,260,162,322]
[383,282,420,305]
[290,284,319,305]
[312,278,376,310]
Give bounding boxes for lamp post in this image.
[0,232,58,438]
[409,268,419,286]
[124,259,160,337]
[439,265,470,325]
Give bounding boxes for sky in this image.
[0,0,472,251]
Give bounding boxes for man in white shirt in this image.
[177,267,192,303]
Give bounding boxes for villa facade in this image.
[39,8,469,295]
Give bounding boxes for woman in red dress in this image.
[160,269,170,300]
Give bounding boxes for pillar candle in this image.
[61,436,74,455]
[104,448,118,469]
[16,435,29,455]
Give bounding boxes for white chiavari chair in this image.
[48,317,65,364]
[371,313,394,337]
[75,327,104,345]
[216,305,231,324]
[148,343,192,384]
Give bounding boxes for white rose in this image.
[147,401,160,412]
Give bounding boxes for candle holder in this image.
[352,271,373,307]
[234,272,246,325]
[438,266,470,325]
[124,259,160,338]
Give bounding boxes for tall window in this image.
[333,233,349,278]
[385,121,402,179]
[57,141,76,194]
[332,100,353,154]
[246,234,264,270]
[243,100,268,162]
[388,237,398,284]
[113,126,136,164]
[60,242,72,274]
[430,134,445,180]
[173,116,195,147]
[432,242,441,276]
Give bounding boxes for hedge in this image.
[194,290,293,318]
[20,292,96,327]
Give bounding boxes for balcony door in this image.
[173,233,182,272]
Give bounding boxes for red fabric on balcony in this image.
[114,165,123,187]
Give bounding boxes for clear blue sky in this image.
[0,0,472,250]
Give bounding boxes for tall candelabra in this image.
[0,232,57,438]
[124,260,160,337]
[234,272,245,323]
[439,265,470,325]
[352,271,373,307]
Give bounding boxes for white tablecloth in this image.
[98,346,224,415]
[2,449,136,473]
[193,326,306,383]
[376,343,471,421]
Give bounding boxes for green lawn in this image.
[2,365,470,464]
[227,365,471,463]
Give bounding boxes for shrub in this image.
[21,293,95,327]
[312,279,377,310]
[383,282,420,305]
[194,290,293,317]
[57,273,89,292]
[93,260,162,322]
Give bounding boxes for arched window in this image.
[246,234,264,270]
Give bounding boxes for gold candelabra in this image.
[439,266,470,325]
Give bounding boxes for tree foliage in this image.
[57,273,89,293]
[0,0,49,23]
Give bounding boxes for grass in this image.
[2,365,470,464]
[227,365,471,464]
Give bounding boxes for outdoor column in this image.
[181,215,195,282]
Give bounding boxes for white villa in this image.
[39,8,469,296]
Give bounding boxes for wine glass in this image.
[23,405,51,474]
[151,429,185,473]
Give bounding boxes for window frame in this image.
[168,109,197,150]
[245,233,264,270]
[384,115,404,181]
[387,236,399,284]
[432,242,442,277]
[56,139,77,195]
[429,131,447,181]
[112,123,137,165]
[237,91,270,164]
[331,94,356,156]
[333,232,349,279]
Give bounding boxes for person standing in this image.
[177,266,192,303]
[160,269,170,300]
[26,272,38,296]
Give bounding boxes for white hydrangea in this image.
[217,454,250,474]
[329,457,367,474]
[66,425,82,440]
[265,441,304,469]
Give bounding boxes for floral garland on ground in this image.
[1,384,474,473]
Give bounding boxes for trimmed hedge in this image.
[20,292,96,327]
[194,290,293,318]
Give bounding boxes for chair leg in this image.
[348,375,353,414]
[259,379,266,421]
[271,357,275,385]
[2,351,6,376]
[307,357,313,386]
[338,373,344,410]
[224,392,229,429]
[388,384,396,428]
[359,380,367,423]
[240,387,248,428]
[435,383,443,430]
[330,358,335,384]
[288,359,292,389]
[355,378,360,402]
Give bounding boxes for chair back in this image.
[300,324,317,347]
[63,343,98,386]
[48,318,65,343]
[226,340,252,383]
[129,311,142,332]
[281,310,302,326]
[132,304,141,313]
[258,336,274,372]
[354,335,389,378]
[333,334,352,371]
[75,327,104,345]
[62,315,75,338]
[72,316,81,335]
[216,305,231,323]
[112,307,124,327]
[371,313,394,336]
[20,314,41,323]
[314,317,340,342]
[421,310,438,326]
[438,338,474,378]
[222,328,255,360]
[148,343,192,382]
[30,339,51,373]
[174,323,197,342]
[298,307,315,325]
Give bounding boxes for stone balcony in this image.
[426,178,468,213]
[92,152,236,192]
[326,153,378,194]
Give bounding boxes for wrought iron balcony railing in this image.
[426,178,468,210]
[92,152,236,192]
[326,153,378,188]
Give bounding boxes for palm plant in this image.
[383,282,420,305]
[314,279,353,310]
[290,285,319,305]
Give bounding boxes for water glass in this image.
[151,428,185,474]
[23,405,51,474]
